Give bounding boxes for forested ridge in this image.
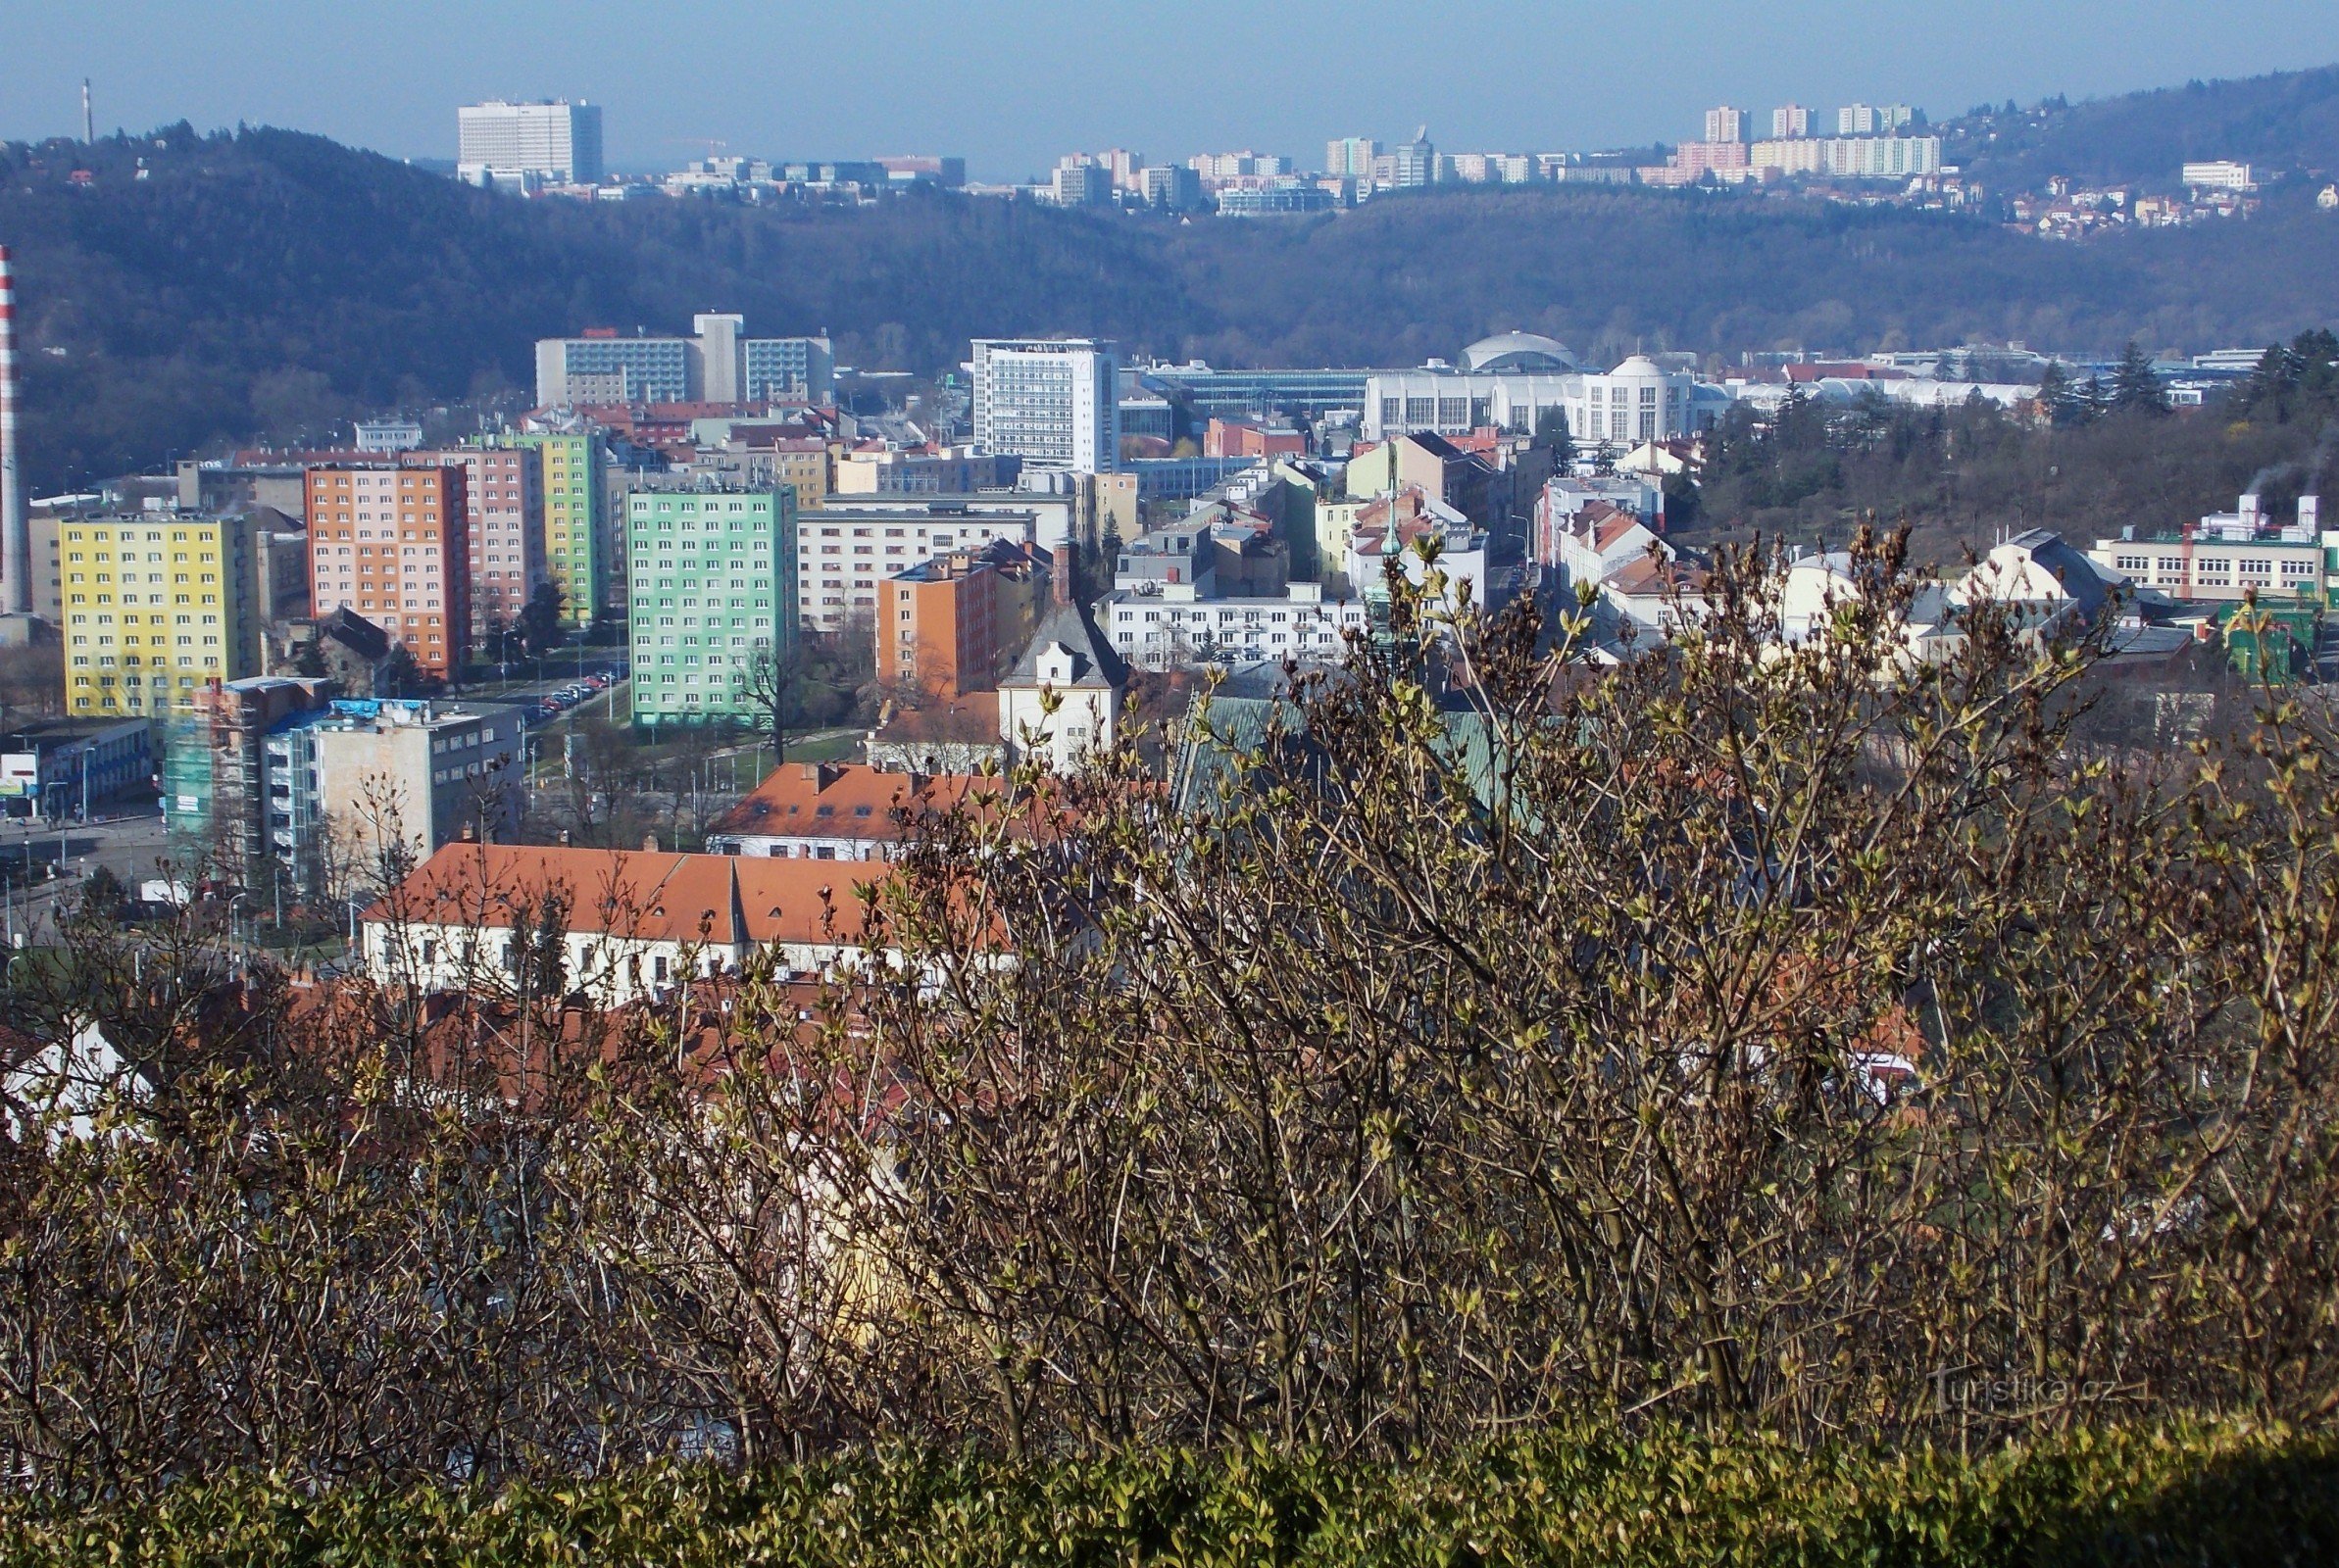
[3,63,2338,490]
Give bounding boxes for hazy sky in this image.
[9,1,2339,179]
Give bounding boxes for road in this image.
[0,808,172,948]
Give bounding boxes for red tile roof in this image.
[707,762,995,843]
[366,843,880,948]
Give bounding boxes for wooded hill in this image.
[4,62,2338,491]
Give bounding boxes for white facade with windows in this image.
[457,100,604,184]
[794,505,1039,634]
[1100,582,1367,670]
[970,339,1120,473]
[1363,356,1703,445]
[2087,494,2324,605]
[534,318,834,407]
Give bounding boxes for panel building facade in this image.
[60,514,263,718]
[970,338,1120,473]
[304,466,471,679]
[626,485,798,727]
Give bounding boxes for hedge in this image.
[1,1421,2331,1566]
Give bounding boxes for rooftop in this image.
[365,842,887,949]
[708,762,995,842]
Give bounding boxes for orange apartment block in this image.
[412,446,544,639]
[305,465,472,679]
[878,541,1049,700]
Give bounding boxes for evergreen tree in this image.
[2110,340,2166,417]
[2078,373,2110,425]
[518,582,568,658]
[2036,362,2074,427]
[1534,406,1576,467]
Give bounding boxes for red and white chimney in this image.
[0,245,28,616]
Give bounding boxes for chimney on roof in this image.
[798,760,842,790]
[1053,540,1076,608]
[643,832,661,853]
[558,828,572,846]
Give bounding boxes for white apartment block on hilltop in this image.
[969,339,1120,474]
[458,100,604,184]
[2182,161,2257,192]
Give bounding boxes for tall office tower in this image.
[0,245,28,618]
[60,514,261,717]
[1326,137,1382,178]
[625,485,797,728]
[457,99,604,183]
[411,446,543,640]
[1771,104,1812,139]
[1389,128,1436,187]
[305,465,471,680]
[1704,107,1751,144]
[510,430,609,628]
[970,339,1121,474]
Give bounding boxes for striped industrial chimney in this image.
[0,245,27,616]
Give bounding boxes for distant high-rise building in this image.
[1141,164,1205,211]
[1326,137,1382,177]
[457,99,603,184]
[1704,107,1751,144]
[970,339,1121,474]
[874,155,968,187]
[1836,103,1913,137]
[1098,148,1146,190]
[1389,128,1436,188]
[534,318,834,406]
[1771,104,1812,139]
[1051,158,1114,207]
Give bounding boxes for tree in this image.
[2111,339,2167,417]
[2035,361,2075,426]
[1534,406,1576,467]
[376,643,426,698]
[739,639,809,765]
[517,582,567,659]
[75,864,127,923]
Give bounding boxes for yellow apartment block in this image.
[62,514,261,718]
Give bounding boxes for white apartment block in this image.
[795,504,1040,633]
[2182,161,2256,191]
[1100,582,1366,670]
[534,316,835,407]
[969,338,1120,473]
[457,100,604,184]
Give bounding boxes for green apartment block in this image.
[510,430,610,628]
[627,484,799,728]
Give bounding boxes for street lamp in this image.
[228,891,252,955]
